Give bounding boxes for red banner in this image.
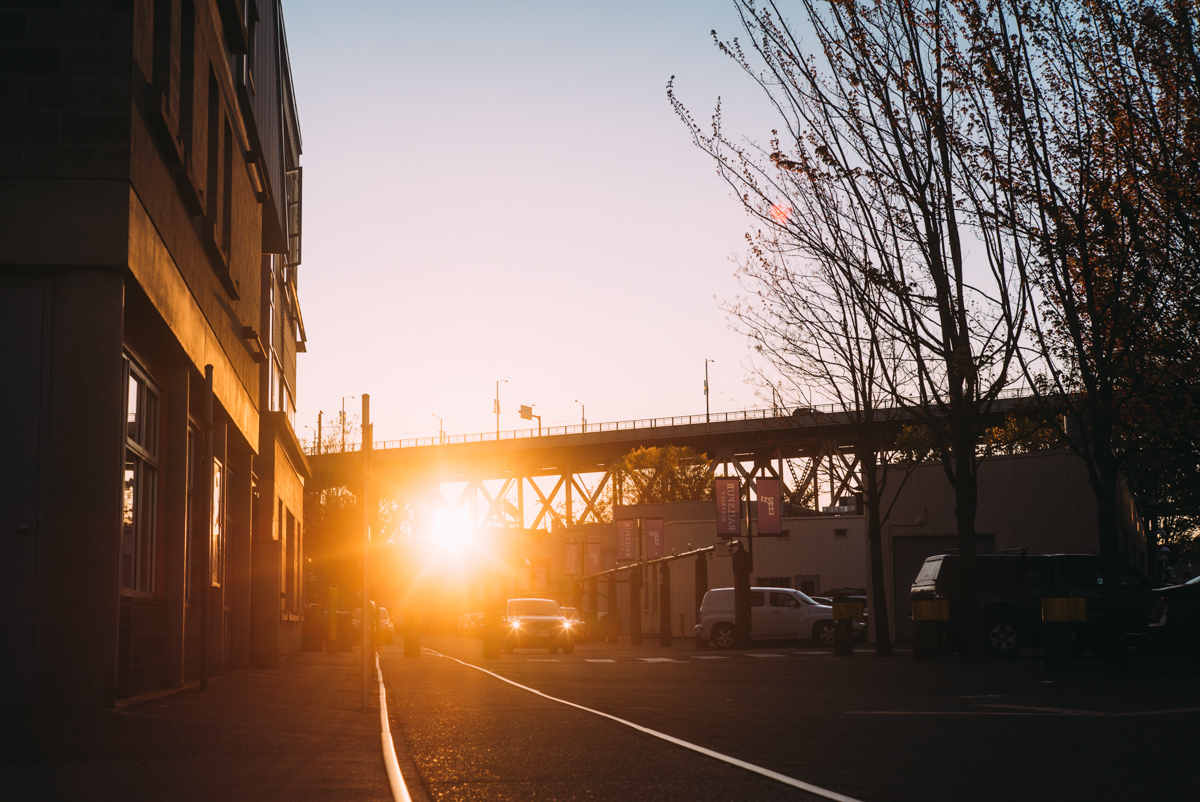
[757,477,782,535]
[646,518,664,560]
[715,478,741,537]
[586,543,603,575]
[616,519,637,561]
[564,542,582,576]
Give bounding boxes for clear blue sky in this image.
[285,0,798,442]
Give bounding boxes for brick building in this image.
[1,0,308,706]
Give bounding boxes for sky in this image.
[284,0,796,444]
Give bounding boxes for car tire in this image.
[814,620,837,646]
[986,615,1024,658]
[712,623,735,650]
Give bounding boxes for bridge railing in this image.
[304,387,1037,456]
[303,403,840,455]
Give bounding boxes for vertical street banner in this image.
[757,477,782,535]
[715,477,741,537]
[586,542,602,575]
[616,518,637,561]
[564,542,582,576]
[646,518,664,560]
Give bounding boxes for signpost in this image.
[715,478,741,537]
[756,477,782,535]
[616,519,636,561]
[646,518,664,561]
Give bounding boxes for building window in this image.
[211,456,224,587]
[834,528,848,539]
[122,357,160,595]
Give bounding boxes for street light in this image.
[340,395,355,452]
[432,413,445,444]
[574,399,586,432]
[495,380,508,438]
[705,359,715,424]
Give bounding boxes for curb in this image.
[376,653,413,802]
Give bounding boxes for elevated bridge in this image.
[306,396,1027,531]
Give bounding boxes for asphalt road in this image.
[381,633,1199,802]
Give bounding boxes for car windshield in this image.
[914,557,945,584]
[508,599,561,617]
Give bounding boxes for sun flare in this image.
[429,507,475,556]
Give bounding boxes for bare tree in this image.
[671,0,1028,653]
[959,0,1200,662]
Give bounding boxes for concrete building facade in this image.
[1,0,308,706]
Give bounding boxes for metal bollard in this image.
[832,598,859,657]
[912,600,950,661]
[1042,598,1085,671]
[327,588,339,655]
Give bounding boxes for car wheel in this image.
[712,623,735,650]
[986,615,1023,658]
[814,620,837,646]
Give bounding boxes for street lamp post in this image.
[495,379,508,439]
[705,359,715,424]
[341,396,355,452]
[574,399,586,432]
[432,413,445,444]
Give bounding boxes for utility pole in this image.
[574,399,586,432]
[341,395,354,452]
[361,394,371,708]
[495,379,507,438]
[432,413,444,444]
[316,411,322,455]
[705,359,715,424]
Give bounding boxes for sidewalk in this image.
[0,652,392,802]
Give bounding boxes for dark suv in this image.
[910,553,1151,657]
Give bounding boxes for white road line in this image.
[850,705,1200,717]
[584,659,616,663]
[526,659,560,662]
[692,655,730,660]
[638,657,685,663]
[423,648,864,802]
[376,654,414,802]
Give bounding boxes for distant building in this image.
[552,450,1146,643]
[1,0,308,705]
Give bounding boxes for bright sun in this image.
[429,507,475,556]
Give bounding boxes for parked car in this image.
[377,607,395,645]
[910,553,1152,657]
[695,587,863,648]
[503,598,574,654]
[1149,575,1200,656]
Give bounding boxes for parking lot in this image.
[381,632,1200,801]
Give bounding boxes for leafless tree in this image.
[671,0,1029,653]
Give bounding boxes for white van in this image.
[695,587,860,648]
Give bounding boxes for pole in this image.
[316,411,322,455]
[200,365,213,690]
[361,394,371,709]
[629,567,642,645]
[694,551,708,648]
[495,381,499,438]
[659,561,672,646]
[705,359,713,424]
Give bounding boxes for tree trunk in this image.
[861,447,892,656]
[951,435,983,657]
[1089,425,1129,667]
